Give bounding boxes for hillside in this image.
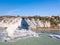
[0,16,60,31]
[0,16,60,41]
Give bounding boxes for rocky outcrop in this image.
[0,16,60,37]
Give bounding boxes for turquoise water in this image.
[0,33,60,45]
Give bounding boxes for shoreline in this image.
[31,27,60,32]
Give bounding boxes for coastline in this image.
[31,27,60,32]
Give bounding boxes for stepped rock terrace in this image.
[0,16,60,42]
[0,16,60,30]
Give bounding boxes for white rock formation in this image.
[0,17,22,38]
[26,18,36,29]
[45,21,51,27]
[37,19,44,27]
[58,24,60,27]
[6,18,22,38]
[0,17,51,42]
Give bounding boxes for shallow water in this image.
[0,33,60,45]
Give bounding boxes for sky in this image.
[0,0,60,16]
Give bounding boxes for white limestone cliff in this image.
[0,17,51,38]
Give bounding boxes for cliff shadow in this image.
[21,18,29,30]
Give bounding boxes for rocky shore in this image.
[0,16,60,42]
